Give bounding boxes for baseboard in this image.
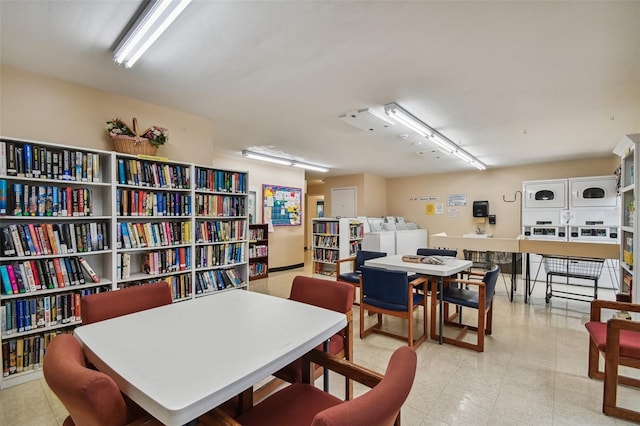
[269,263,305,273]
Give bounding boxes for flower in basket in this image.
[106,118,135,137]
[142,126,169,147]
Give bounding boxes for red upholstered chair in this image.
[43,333,162,426]
[584,300,640,422]
[235,346,417,426]
[256,276,354,400]
[80,282,172,325]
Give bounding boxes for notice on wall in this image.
[447,208,460,218]
[425,203,435,215]
[263,184,302,226]
[447,194,467,206]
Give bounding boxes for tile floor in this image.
[1,257,638,425]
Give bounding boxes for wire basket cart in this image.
[542,255,605,303]
[463,250,493,270]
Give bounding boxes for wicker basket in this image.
[110,117,158,156]
[112,135,158,156]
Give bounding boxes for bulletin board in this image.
[263,184,302,226]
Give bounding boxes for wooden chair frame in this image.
[360,272,428,349]
[204,348,405,426]
[586,300,640,423]
[430,269,496,352]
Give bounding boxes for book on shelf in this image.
[78,257,99,283]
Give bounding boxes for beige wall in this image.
[387,157,620,240]
[210,154,306,269]
[362,173,387,217]
[0,65,214,162]
[1,65,306,269]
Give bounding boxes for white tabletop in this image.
[74,290,347,426]
[364,254,473,276]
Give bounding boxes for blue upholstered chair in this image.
[336,250,387,305]
[430,266,500,352]
[359,265,428,348]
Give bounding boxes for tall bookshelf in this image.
[0,137,251,388]
[0,137,114,388]
[114,153,193,301]
[193,165,249,296]
[615,133,640,311]
[248,223,269,281]
[312,217,362,276]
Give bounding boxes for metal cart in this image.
[542,255,605,303]
[463,250,493,270]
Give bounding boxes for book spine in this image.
[79,257,99,283]
[0,179,6,215]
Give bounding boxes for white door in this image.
[331,187,356,217]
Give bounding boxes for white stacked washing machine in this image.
[521,175,620,301]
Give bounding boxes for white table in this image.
[364,254,473,344]
[74,290,346,426]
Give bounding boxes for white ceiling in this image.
[1,1,639,179]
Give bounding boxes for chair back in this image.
[290,275,354,314]
[483,266,501,307]
[43,334,130,426]
[312,346,417,426]
[81,282,172,325]
[355,250,387,270]
[417,248,457,258]
[360,266,410,308]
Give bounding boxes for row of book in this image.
[3,182,95,217]
[195,243,245,268]
[312,235,339,248]
[0,141,102,183]
[312,222,340,234]
[116,189,192,217]
[194,268,243,294]
[117,275,193,301]
[194,168,246,194]
[195,219,246,244]
[0,257,100,295]
[142,247,191,275]
[195,194,246,217]
[117,221,191,249]
[249,262,268,278]
[249,245,268,258]
[349,241,362,255]
[249,227,266,241]
[1,289,105,335]
[2,331,68,377]
[117,158,190,189]
[312,248,340,264]
[1,222,109,258]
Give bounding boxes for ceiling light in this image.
[242,150,330,172]
[242,150,292,166]
[293,162,329,173]
[114,0,192,68]
[383,102,487,170]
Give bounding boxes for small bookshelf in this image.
[311,217,361,276]
[248,223,269,281]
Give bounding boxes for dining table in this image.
[73,289,347,426]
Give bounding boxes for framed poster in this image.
[263,184,302,226]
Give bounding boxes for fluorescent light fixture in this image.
[242,150,292,166]
[242,150,330,172]
[114,0,192,68]
[293,162,329,173]
[384,102,487,170]
[366,108,396,126]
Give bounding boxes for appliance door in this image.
[569,176,618,208]
[523,180,567,209]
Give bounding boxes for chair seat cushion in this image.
[337,272,361,284]
[236,383,341,426]
[585,321,640,358]
[363,293,424,311]
[440,287,485,309]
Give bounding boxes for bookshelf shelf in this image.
[615,134,640,308]
[248,223,269,281]
[0,137,251,388]
[311,217,363,276]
